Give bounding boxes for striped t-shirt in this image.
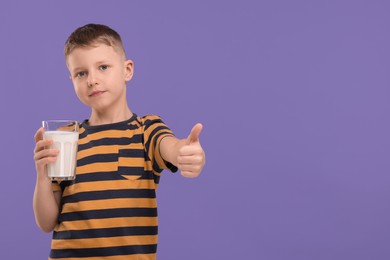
[49,114,177,260]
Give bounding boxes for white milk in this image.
[44,131,79,180]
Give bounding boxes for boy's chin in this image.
[91,105,109,113]
[82,102,109,112]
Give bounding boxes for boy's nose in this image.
[87,80,99,87]
[87,74,99,87]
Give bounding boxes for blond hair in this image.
[64,23,126,59]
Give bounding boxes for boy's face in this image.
[66,44,133,113]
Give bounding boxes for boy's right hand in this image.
[34,127,59,180]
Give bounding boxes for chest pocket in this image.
[117,148,146,181]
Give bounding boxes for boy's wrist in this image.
[36,172,52,186]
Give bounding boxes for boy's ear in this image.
[124,60,134,82]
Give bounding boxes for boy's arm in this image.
[159,123,205,178]
[33,128,61,232]
[33,178,61,232]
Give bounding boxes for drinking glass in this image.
[42,120,79,181]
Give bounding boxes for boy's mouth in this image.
[89,90,106,97]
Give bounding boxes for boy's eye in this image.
[99,65,108,71]
[75,71,86,78]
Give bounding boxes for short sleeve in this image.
[142,115,178,173]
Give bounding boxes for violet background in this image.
[0,0,389,259]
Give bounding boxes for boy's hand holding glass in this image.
[34,120,79,181]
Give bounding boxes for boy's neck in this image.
[88,105,133,126]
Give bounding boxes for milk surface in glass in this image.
[44,131,79,180]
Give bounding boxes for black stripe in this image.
[143,118,163,131]
[50,244,157,258]
[152,131,172,151]
[138,171,156,180]
[62,189,156,204]
[78,134,143,151]
[77,149,145,168]
[53,226,158,240]
[79,130,88,139]
[118,166,145,176]
[77,153,118,166]
[152,174,160,184]
[59,180,74,192]
[79,116,139,138]
[151,131,177,174]
[78,122,139,136]
[119,149,145,157]
[74,171,155,183]
[145,127,170,155]
[59,208,157,222]
[75,171,125,182]
[151,131,173,173]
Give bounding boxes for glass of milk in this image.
[42,120,79,181]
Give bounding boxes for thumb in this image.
[34,127,44,143]
[186,123,203,145]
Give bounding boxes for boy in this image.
[33,24,205,259]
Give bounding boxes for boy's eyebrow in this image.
[95,60,111,65]
[71,60,111,74]
[71,67,84,74]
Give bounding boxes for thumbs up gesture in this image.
[177,123,206,178]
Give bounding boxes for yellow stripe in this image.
[76,162,154,174]
[55,217,158,231]
[49,253,156,260]
[62,198,157,213]
[118,157,145,166]
[63,180,156,197]
[77,145,118,159]
[146,162,156,173]
[51,235,158,249]
[77,162,118,174]
[52,183,61,192]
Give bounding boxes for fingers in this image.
[177,154,204,165]
[34,139,53,154]
[34,127,52,153]
[177,155,204,175]
[34,148,59,162]
[35,156,58,168]
[177,147,205,178]
[178,164,203,173]
[34,148,59,174]
[181,171,200,178]
[33,127,58,177]
[180,124,205,178]
[34,128,58,168]
[186,123,203,144]
[179,145,203,156]
[34,127,44,143]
